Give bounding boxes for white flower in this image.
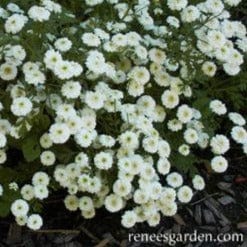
[137,95,156,116]
[54,60,74,80]
[32,171,50,186]
[207,30,226,49]
[166,172,183,188]
[85,0,104,6]
[0,149,7,164]
[9,182,18,191]
[126,32,141,46]
[34,185,49,200]
[25,70,46,85]
[75,128,94,148]
[61,81,81,99]
[149,48,166,64]
[70,62,83,77]
[161,202,177,216]
[79,196,94,211]
[121,210,137,228]
[181,5,200,23]
[160,188,176,203]
[127,81,144,97]
[243,144,247,155]
[94,151,113,170]
[66,163,80,179]
[142,136,159,154]
[11,97,33,116]
[64,195,79,211]
[210,100,227,115]
[11,199,29,217]
[105,194,123,212]
[157,158,171,175]
[223,63,240,76]
[192,175,205,191]
[224,0,241,6]
[86,50,106,74]
[167,16,180,28]
[82,33,101,47]
[54,37,72,52]
[113,179,131,197]
[228,112,246,126]
[205,0,224,14]
[112,33,127,46]
[202,61,217,77]
[99,135,116,147]
[211,156,228,173]
[0,133,7,148]
[177,104,193,123]
[0,63,17,81]
[0,184,3,196]
[158,140,171,158]
[40,133,53,149]
[82,209,95,219]
[16,215,27,226]
[75,152,89,167]
[178,144,190,156]
[5,14,27,34]
[177,186,193,203]
[27,214,43,230]
[7,44,26,63]
[167,0,188,11]
[198,132,209,149]
[44,49,62,70]
[85,91,105,110]
[56,104,76,120]
[49,123,70,144]
[133,189,149,204]
[66,116,83,134]
[231,126,247,144]
[119,131,139,150]
[184,128,199,144]
[168,119,183,132]
[28,6,50,22]
[161,90,179,109]
[21,185,35,201]
[147,212,160,227]
[140,164,156,181]
[40,151,56,166]
[42,0,62,13]
[128,66,150,85]
[210,134,230,155]
[87,176,102,194]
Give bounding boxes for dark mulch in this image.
[0,154,247,247]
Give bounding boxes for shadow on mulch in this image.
[0,171,246,247]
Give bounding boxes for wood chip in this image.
[218,195,236,205]
[237,222,247,232]
[6,223,22,245]
[94,238,111,247]
[194,205,202,225]
[204,199,230,226]
[203,209,216,224]
[173,214,186,226]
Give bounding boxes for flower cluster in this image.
[0,0,246,230]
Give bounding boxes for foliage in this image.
[0,0,246,230]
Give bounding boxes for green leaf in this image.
[171,153,198,177]
[0,167,18,184]
[0,187,20,218]
[22,135,41,162]
[32,200,43,213]
[51,145,73,163]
